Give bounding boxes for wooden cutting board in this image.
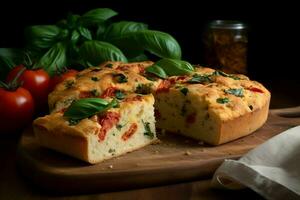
[16,108,300,194]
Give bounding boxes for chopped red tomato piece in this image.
[98,112,120,141]
[124,95,143,102]
[175,76,187,81]
[156,80,172,93]
[58,108,67,113]
[248,87,264,93]
[186,112,197,124]
[100,87,117,98]
[138,65,145,74]
[116,65,130,71]
[121,123,138,141]
[79,91,93,98]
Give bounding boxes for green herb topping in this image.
[142,120,154,138]
[90,89,100,97]
[91,77,100,81]
[212,70,240,80]
[68,118,80,126]
[113,73,128,83]
[135,83,152,94]
[216,97,230,104]
[64,80,75,89]
[108,148,116,153]
[187,74,212,84]
[114,90,125,100]
[224,88,244,97]
[105,63,113,68]
[116,124,123,131]
[180,87,189,96]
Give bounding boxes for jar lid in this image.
[209,20,246,30]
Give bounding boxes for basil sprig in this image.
[64,98,118,121]
[23,8,182,76]
[146,58,194,79]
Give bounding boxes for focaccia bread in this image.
[34,93,156,164]
[33,61,270,163]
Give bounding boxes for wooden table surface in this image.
[1,80,299,200]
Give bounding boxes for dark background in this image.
[0,0,299,80]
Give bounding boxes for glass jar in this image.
[203,20,248,74]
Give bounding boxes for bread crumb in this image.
[152,139,162,145]
[184,151,192,156]
[108,165,113,169]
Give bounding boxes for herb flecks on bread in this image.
[33,61,270,164]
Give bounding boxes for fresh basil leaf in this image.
[133,30,181,59]
[108,30,181,59]
[79,40,127,66]
[70,30,80,44]
[103,21,148,40]
[0,48,24,67]
[224,88,244,97]
[96,23,109,40]
[216,97,230,104]
[56,19,67,29]
[77,26,92,40]
[80,8,118,27]
[66,14,80,29]
[187,74,212,84]
[35,42,67,76]
[153,58,194,76]
[0,48,25,80]
[145,64,167,79]
[64,98,118,120]
[25,25,61,49]
[128,54,148,62]
[104,21,148,58]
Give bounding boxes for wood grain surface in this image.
[16,109,300,194]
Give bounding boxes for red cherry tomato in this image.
[49,69,78,92]
[6,65,50,110]
[0,87,34,134]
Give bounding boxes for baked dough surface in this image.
[33,61,270,163]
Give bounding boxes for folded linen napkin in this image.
[212,125,300,200]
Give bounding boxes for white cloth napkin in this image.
[212,125,300,200]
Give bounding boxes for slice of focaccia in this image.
[34,94,156,164]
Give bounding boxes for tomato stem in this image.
[0,68,25,91]
[24,52,34,69]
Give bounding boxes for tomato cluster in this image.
[0,65,77,134]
